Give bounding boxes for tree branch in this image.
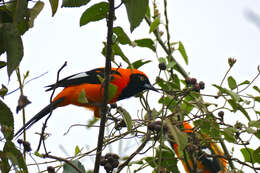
[93,0,114,172]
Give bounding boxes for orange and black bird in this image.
[15,67,157,137]
[170,122,227,173]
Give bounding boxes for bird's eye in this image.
[139,75,145,81]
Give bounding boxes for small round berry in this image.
[23,141,32,152]
[158,63,167,70]
[111,153,120,160]
[105,153,113,159]
[100,156,107,166]
[47,166,55,173]
[148,123,155,131]
[104,162,113,172]
[190,78,197,85]
[185,77,192,85]
[154,124,162,132]
[193,83,200,92]
[218,111,224,117]
[17,139,23,144]
[199,81,205,90]
[112,160,119,168]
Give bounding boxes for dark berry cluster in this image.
[100,153,120,173]
[17,139,32,152]
[148,121,168,133]
[185,77,205,92]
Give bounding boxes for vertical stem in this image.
[93,0,114,172]
[16,68,26,160]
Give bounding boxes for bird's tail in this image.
[14,97,64,138]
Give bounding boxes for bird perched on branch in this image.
[169,122,227,173]
[15,67,157,137]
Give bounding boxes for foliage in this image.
[0,0,259,173]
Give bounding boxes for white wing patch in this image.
[68,72,89,80]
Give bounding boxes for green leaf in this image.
[74,145,81,155]
[4,141,28,172]
[0,84,8,98]
[107,83,118,101]
[144,157,156,168]
[238,80,250,86]
[127,59,151,69]
[156,145,179,172]
[158,57,167,64]
[227,99,237,111]
[113,26,131,45]
[221,127,236,143]
[166,121,188,152]
[0,150,10,173]
[86,117,98,128]
[134,38,156,52]
[0,100,14,140]
[77,89,88,104]
[14,0,28,24]
[227,76,237,90]
[149,16,160,33]
[255,96,260,103]
[80,2,109,27]
[237,103,251,121]
[28,1,44,28]
[62,0,90,8]
[256,130,260,140]
[178,41,188,65]
[167,61,176,69]
[213,84,241,102]
[49,0,59,16]
[123,0,149,32]
[0,23,24,78]
[63,160,86,173]
[112,43,131,66]
[241,148,257,163]
[117,107,133,133]
[253,86,260,94]
[248,120,260,128]
[254,147,260,164]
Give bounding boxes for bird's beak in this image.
[144,83,159,92]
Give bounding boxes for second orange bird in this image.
[15,67,157,137]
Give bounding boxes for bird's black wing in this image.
[45,68,121,91]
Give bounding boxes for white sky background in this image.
[1,0,260,172]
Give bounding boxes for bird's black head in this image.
[118,73,157,101]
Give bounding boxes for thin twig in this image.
[36,62,67,152]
